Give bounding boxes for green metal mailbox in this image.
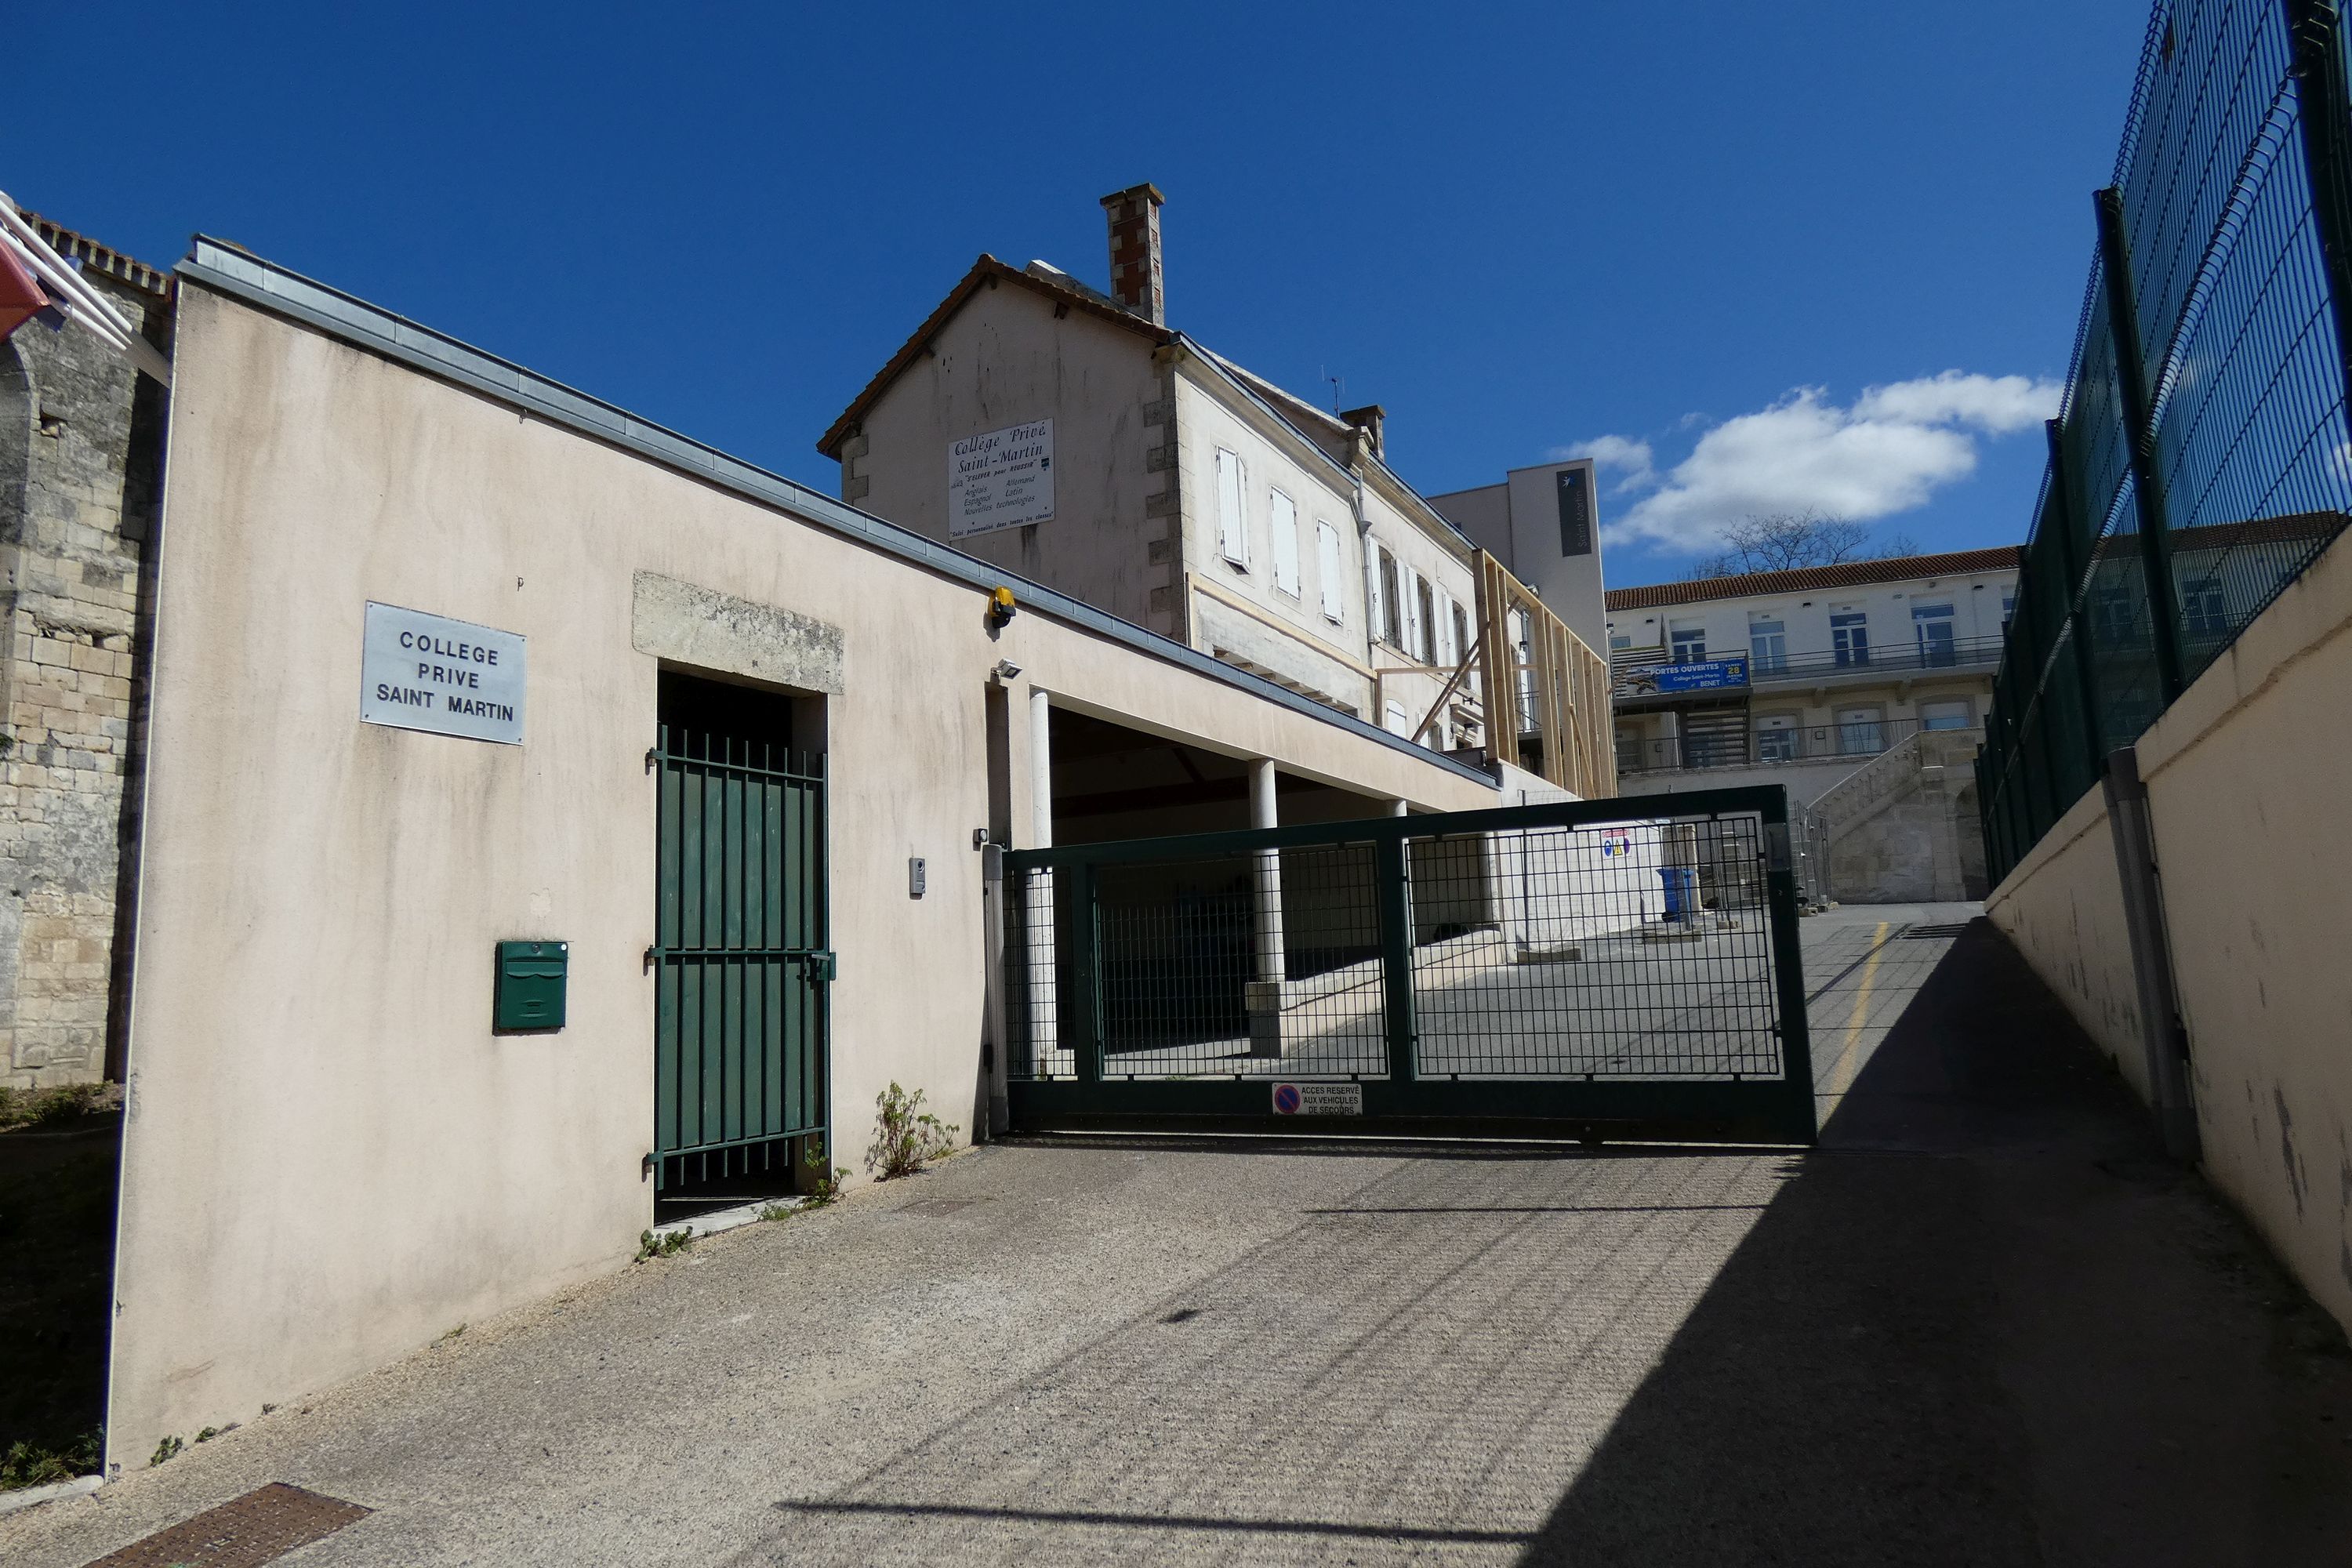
[494,940,568,1032]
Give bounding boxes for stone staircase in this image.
[1810,727,1988,902]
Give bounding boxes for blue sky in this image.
[13,2,2148,586]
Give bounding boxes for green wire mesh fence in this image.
[1981,0,2352,881]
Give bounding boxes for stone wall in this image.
[0,223,171,1088]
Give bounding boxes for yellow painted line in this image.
[1820,921,1889,1102]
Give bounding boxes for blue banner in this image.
[1613,653,1748,697]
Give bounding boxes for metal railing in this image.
[1748,636,2004,683]
[1980,0,2352,883]
[1614,636,2003,698]
[1618,718,1932,776]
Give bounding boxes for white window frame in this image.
[1374,545,1401,647]
[1316,521,1345,623]
[1269,489,1300,597]
[1401,566,1425,662]
[1214,448,1248,568]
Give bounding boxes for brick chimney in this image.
[1099,183,1166,325]
[1341,404,1386,459]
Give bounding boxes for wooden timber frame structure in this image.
[1370,550,1613,800]
[1472,552,1612,797]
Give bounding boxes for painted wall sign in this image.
[1271,1081,1364,1116]
[360,602,526,745]
[1612,653,1749,699]
[949,418,1054,538]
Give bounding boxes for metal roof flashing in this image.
[172,238,1494,789]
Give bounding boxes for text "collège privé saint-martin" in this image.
[372,630,516,722]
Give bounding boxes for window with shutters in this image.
[1214,448,1247,567]
[1376,546,1402,646]
[1269,490,1300,597]
[1316,521,1345,623]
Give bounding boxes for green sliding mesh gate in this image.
[1003,787,1816,1145]
[1980,0,2352,880]
[650,712,830,1195]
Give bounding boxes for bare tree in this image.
[1689,513,1917,578]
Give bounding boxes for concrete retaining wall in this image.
[1987,530,2352,1335]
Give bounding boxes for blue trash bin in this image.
[1659,866,1697,920]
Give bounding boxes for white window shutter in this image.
[1402,567,1422,660]
[1215,449,1247,565]
[1436,591,1457,666]
[1270,491,1300,595]
[1316,523,1344,622]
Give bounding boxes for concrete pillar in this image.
[1025,688,1060,1072]
[1246,758,1285,1056]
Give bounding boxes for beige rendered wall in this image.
[109,283,1499,1472]
[1985,531,2352,1334]
[840,285,1167,629]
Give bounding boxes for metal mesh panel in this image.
[1982,0,2352,884]
[1405,815,1781,1080]
[1007,807,1788,1087]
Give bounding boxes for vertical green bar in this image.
[1070,862,1103,1085]
[1759,796,1818,1144]
[1374,833,1417,1084]
[2093,190,2187,703]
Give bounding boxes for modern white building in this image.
[1428,457,1610,659]
[817,184,1592,774]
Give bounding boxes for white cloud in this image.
[1849,371,2058,434]
[1588,372,2062,551]
[1550,434,1657,492]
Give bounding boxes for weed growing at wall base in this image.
[866,1083,957,1179]
[0,1428,100,1490]
[635,1226,694,1262]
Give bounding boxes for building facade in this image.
[1606,546,2020,794]
[1428,457,1610,659]
[0,212,172,1090]
[1604,547,2021,903]
[818,185,1515,764]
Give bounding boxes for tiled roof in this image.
[1605,546,2024,611]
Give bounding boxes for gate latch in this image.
[808,951,837,982]
[1764,822,1793,873]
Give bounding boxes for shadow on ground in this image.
[1519,918,2352,1567]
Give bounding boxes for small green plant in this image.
[0,1081,110,1132]
[802,1142,850,1205]
[635,1225,695,1261]
[0,1429,101,1490]
[150,1434,183,1468]
[866,1082,958,1180]
[437,1323,466,1343]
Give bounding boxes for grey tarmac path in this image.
[7,908,2351,1565]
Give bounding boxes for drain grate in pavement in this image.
[87,1482,369,1566]
[1900,923,1972,939]
[897,1198,979,1216]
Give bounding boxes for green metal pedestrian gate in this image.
[1002,786,1816,1145]
[650,691,830,1195]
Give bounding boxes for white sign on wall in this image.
[359,602,526,745]
[949,419,1054,538]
